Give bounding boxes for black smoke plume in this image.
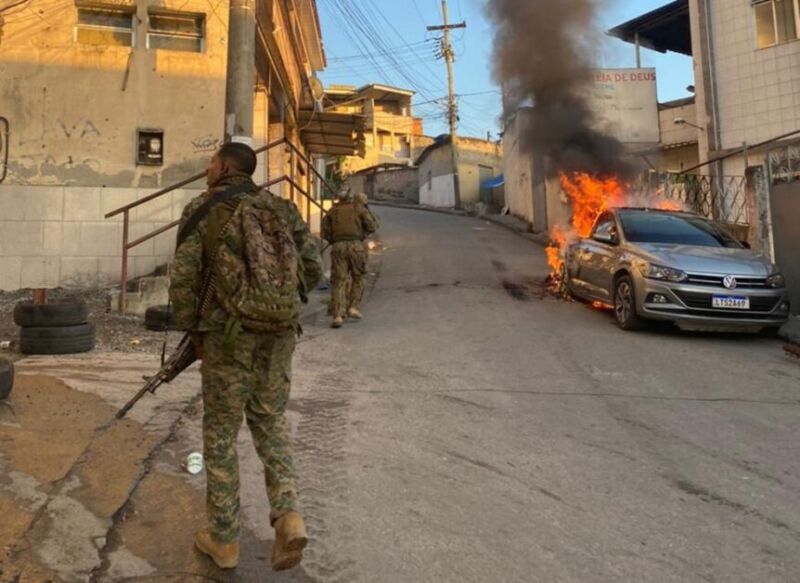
[487,0,635,178]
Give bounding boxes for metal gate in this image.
[642,172,749,226]
[768,140,800,314]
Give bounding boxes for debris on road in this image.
[185,452,204,474]
[784,343,800,360]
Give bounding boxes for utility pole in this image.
[428,1,466,209]
[225,0,256,144]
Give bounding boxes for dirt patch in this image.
[71,420,160,518]
[0,375,113,484]
[0,496,35,560]
[0,556,61,583]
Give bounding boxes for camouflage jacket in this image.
[169,174,323,332]
[320,201,379,243]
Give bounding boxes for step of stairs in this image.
[108,275,170,316]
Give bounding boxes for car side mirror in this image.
[593,228,619,245]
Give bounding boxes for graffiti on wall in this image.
[191,134,221,153]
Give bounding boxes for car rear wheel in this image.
[614,275,646,331]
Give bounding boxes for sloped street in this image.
[3,205,800,582]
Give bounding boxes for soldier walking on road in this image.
[169,143,322,572]
[321,190,378,329]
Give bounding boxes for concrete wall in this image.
[350,166,419,203]
[0,185,200,290]
[0,0,325,291]
[0,0,228,188]
[502,110,540,226]
[418,138,503,208]
[0,0,227,290]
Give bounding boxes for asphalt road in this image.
[292,206,800,583]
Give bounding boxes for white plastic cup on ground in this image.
[186,452,204,474]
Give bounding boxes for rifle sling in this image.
[175,182,255,249]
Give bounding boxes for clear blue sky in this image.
[317,0,694,139]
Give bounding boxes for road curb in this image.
[481,214,550,248]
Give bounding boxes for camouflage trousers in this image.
[201,328,297,543]
[330,240,367,318]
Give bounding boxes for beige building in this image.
[0,0,361,291]
[323,83,423,177]
[416,136,503,209]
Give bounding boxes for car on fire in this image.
[562,208,790,332]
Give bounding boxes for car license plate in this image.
[712,295,750,310]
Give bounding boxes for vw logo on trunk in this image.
[723,275,738,289]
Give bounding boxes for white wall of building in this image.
[502,111,535,225]
[419,174,455,208]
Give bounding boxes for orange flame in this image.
[545,173,627,277]
[559,172,626,238]
[544,173,687,286]
[656,199,683,211]
[545,225,568,274]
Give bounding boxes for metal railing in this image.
[641,172,749,226]
[105,137,336,311]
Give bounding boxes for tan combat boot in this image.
[194,528,239,569]
[347,307,363,320]
[271,512,308,571]
[331,316,344,328]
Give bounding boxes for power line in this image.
[329,0,441,103]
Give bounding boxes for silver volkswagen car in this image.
[563,208,790,332]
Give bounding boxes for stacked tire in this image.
[144,305,180,332]
[14,300,96,355]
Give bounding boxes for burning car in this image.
[562,208,790,332]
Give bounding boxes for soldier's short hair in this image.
[218,142,257,176]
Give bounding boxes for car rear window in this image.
[618,211,741,247]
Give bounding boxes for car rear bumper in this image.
[633,274,790,329]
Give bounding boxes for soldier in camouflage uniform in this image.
[170,143,322,572]
[321,190,378,328]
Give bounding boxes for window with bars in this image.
[75,6,135,47]
[754,0,799,48]
[147,11,205,53]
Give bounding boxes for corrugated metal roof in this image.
[607,0,692,57]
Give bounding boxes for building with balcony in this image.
[322,83,425,179]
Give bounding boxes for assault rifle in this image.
[116,333,196,419]
[115,181,254,420]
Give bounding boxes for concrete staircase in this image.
[109,269,170,316]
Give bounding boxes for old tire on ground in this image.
[19,324,96,355]
[13,300,88,328]
[0,359,13,400]
[613,275,646,332]
[144,305,181,331]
